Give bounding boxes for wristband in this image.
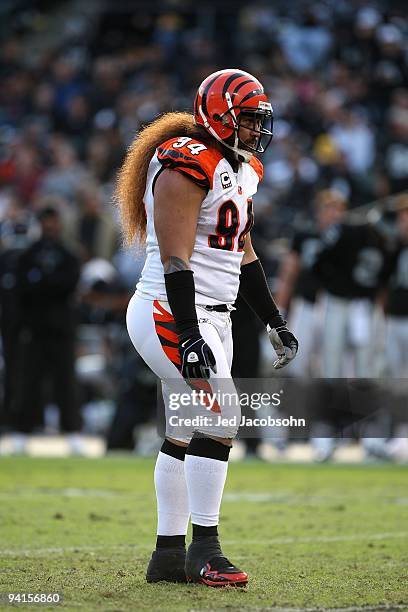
[239,259,285,328]
[164,270,199,336]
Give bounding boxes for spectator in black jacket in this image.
[0,210,33,431]
[15,206,81,435]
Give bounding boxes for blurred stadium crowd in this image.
[0,0,407,458]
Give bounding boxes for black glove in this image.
[179,329,217,380]
[267,323,299,370]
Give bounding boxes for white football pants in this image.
[286,297,322,377]
[385,316,408,378]
[320,293,374,378]
[126,293,240,442]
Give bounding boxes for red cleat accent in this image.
[185,537,248,588]
[187,562,248,588]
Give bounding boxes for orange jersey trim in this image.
[189,379,221,414]
[162,345,182,366]
[157,137,223,190]
[153,300,182,370]
[152,300,221,413]
[249,156,263,182]
[155,323,179,345]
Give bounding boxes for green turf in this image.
[0,457,407,611]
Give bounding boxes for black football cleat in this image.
[146,547,187,583]
[185,536,248,587]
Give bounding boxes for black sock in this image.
[160,439,187,461]
[156,535,186,549]
[192,524,218,541]
[186,434,231,461]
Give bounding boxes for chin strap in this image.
[224,92,240,155]
[197,104,253,163]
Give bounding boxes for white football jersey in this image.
[136,135,263,305]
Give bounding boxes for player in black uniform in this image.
[276,189,347,377]
[312,204,390,460]
[313,217,388,376]
[383,194,408,458]
[385,194,408,371]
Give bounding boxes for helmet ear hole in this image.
[213,113,221,121]
[221,114,233,127]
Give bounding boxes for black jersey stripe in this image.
[158,154,208,179]
[152,166,166,196]
[175,173,209,190]
[157,147,193,161]
[159,160,210,190]
[158,148,205,168]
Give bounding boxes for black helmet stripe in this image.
[201,74,221,116]
[222,72,246,97]
[232,78,253,95]
[239,88,264,106]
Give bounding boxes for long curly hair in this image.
[115,111,213,246]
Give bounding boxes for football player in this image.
[276,190,347,377]
[313,205,388,378]
[383,194,408,457]
[115,69,298,587]
[385,194,408,376]
[311,197,389,460]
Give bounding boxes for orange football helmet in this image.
[194,68,273,162]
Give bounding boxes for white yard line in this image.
[223,492,408,504]
[0,488,123,498]
[0,543,151,556]
[224,531,408,546]
[0,489,405,503]
[199,607,408,612]
[1,531,407,557]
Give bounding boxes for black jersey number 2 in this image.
[208,199,253,252]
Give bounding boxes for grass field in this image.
[0,457,407,611]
